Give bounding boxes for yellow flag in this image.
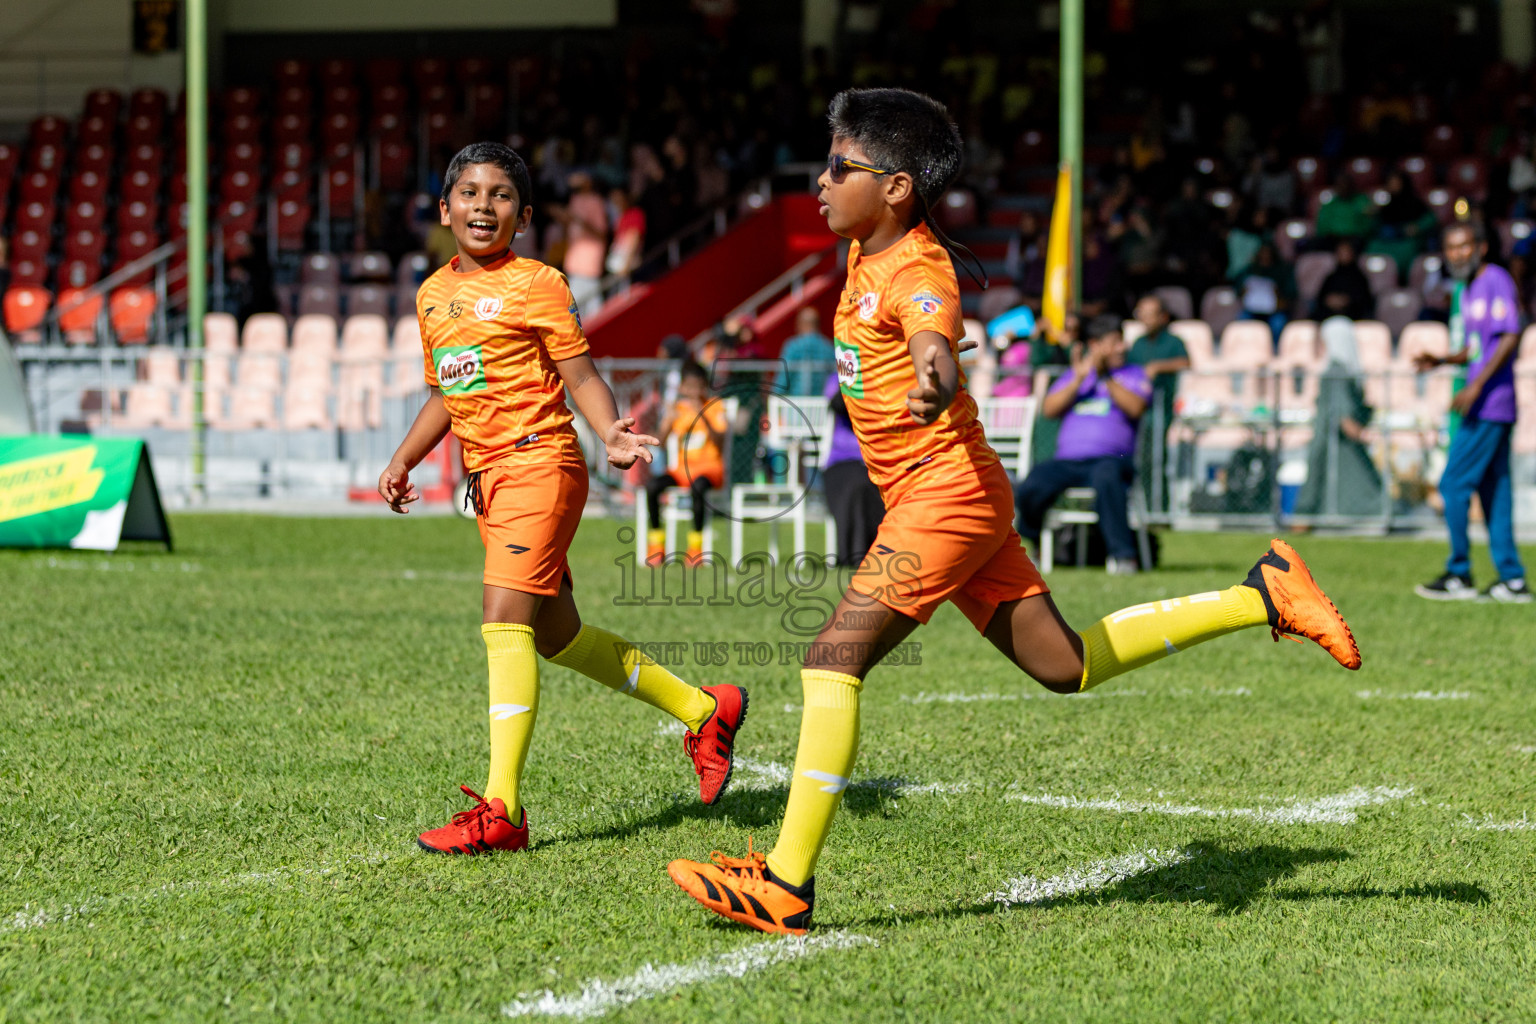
[1041,163,1074,343]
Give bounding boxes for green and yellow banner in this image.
[0,436,171,551]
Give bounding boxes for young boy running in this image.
[380,142,747,854]
[667,89,1361,933]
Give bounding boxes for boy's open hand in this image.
[907,344,946,425]
[604,418,660,468]
[378,461,418,513]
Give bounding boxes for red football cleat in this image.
[416,785,528,855]
[685,684,748,805]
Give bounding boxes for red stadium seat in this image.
[348,251,392,282]
[322,139,355,164]
[1275,218,1313,263]
[117,229,161,262]
[69,169,109,205]
[121,167,160,203]
[224,139,262,172]
[9,253,47,285]
[222,113,261,145]
[274,58,311,87]
[411,57,449,89]
[1425,124,1462,159]
[27,143,65,173]
[378,139,414,191]
[65,199,106,232]
[275,84,312,115]
[1293,155,1325,193]
[1360,253,1399,295]
[273,167,308,201]
[469,83,505,133]
[224,168,261,202]
[12,228,50,263]
[1399,154,1437,194]
[126,142,164,174]
[1425,188,1456,224]
[3,286,51,339]
[364,58,403,88]
[64,227,107,262]
[0,141,18,178]
[324,83,360,114]
[84,88,123,121]
[76,142,114,175]
[1376,289,1420,338]
[110,287,157,344]
[273,110,312,145]
[420,81,453,112]
[129,87,168,119]
[126,112,164,146]
[276,200,311,250]
[16,199,57,232]
[1446,157,1489,201]
[424,110,454,147]
[1200,285,1242,339]
[324,162,357,212]
[57,288,104,344]
[297,284,341,318]
[1346,156,1382,191]
[301,252,342,286]
[19,170,58,203]
[57,257,101,290]
[275,140,313,171]
[117,199,159,233]
[77,114,116,146]
[370,111,408,140]
[347,284,392,319]
[318,57,356,86]
[374,82,408,115]
[28,115,68,148]
[321,110,359,148]
[223,86,261,117]
[217,199,259,234]
[396,251,429,287]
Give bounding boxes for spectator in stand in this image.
[1014,315,1152,575]
[1008,211,1047,300]
[645,360,729,567]
[1414,221,1529,603]
[1294,317,1383,518]
[774,306,835,397]
[1508,135,1536,217]
[1372,170,1435,275]
[1126,294,1190,514]
[606,188,646,281]
[1312,238,1376,320]
[1244,146,1296,214]
[1117,206,1162,301]
[821,373,885,567]
[1236,242,1295,337]
[1315,174,1376,241]
[562,171,609,316]
[1225,202,1269,280]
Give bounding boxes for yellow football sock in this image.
[547,624,715,731]
[482,623,539,814]
[647,528,665,549]
[765,669,862,887]
[1078,584,1269,691]
[686,529,704,552]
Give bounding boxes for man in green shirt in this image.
[1314,175,1376,240]
[1126,295,1190,515]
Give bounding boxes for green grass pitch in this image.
[2,515,1534,1022]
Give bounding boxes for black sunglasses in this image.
[826,153,891,184]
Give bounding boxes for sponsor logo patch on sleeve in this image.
[910,291,943,315]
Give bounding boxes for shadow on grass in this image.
[843,844,1350,929]
[1269,882,1490,904]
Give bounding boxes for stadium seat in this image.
[348,251,392,282]
[129,87,168,120]
[0,141,17,179]
[69,169,109,205]
[1275,218,1313,263]
[241,312,289,352]
[1399,154,1436,195]
[275,200,311,250]
[274,58,310,86]
[223,113,261,145]
[365,57,404,88]
[324,83,361,115]
[1143,319,1203,371]
[1425,124,1462,159]
[1218,321,1273,367]
[3,286,51,341]
[411,56,449,89]
[19,170,57,203]
[282,382,333,431]
[273,167,308,201]
[1360,253,1398,295]
[57,257,101,290]
[110,288,157,344]
[1294,252,1337,306]
[205,312,239,353]
[1398,322,1450,364]
[126,113,164,147]
[75,142,113,174]
[1293,155,1324,193]
[1152,285,1193,321]
[274,116,313,149]
[337,313,389,429]
[64,227,106,262]
[1375,289,1420,338]
[323,162,357,212]
[9,258,48,287]
[117,199,159,234]
[56,288,103,345]
[84,88,123,120]
[1408,254,1443,295]
[389,317,425,395]
[1495,219,1534,257]
[1346,156,1382,191]
[292,312,338,356]
[1425,188,1455,224]
[977,285,1023,326]
[395,251,430,288]
[301,253,342,287]
[120,382,181,429]
[224,168,260,203]
[16,200,57,232]
[224,86,261,116]
[1199,286,1241,339]
[28,115,68,148]
[394,284,421,323]
[12,227,50,263]
[117,229,161,262]
[222,385,279,430]
[122,168,160,203]
[297,285,341,319]
[1446,157,1488,201]
[1353,321,1392,369]
[1276,320,1318,368]
[347,284,391,319]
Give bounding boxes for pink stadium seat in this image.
[120,383,179,429]
[1360,253,1398,295]
[1294,252,1337,306]
[1152,285,1194,321]
[205,312,239,353]
[1376,289,1420,338]
[1276,320,1318,368]
[140,348,181,386]
[283,383,333,431]
[337,314,389,431]
[1353,321,1392,369]
[236,351,283,392]
[241,312,289,352]
[394,284,421,323]
[291,313,338,356]
[223,386,279,430]
[1168,319,1214,367]
[390,317,425,395]
[1398,322,1450,364]
[110,288,157,344]
[1218,321,1274,368]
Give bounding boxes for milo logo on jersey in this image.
[436,345,488,394]
[834,338,865,398]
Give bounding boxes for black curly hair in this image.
[440,141,534,213]
[827,88,963,217]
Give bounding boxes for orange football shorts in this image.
[474,457,588,595]
[846,459,1048,631]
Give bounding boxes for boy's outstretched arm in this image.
[379,388,451,513]
[555,353,661,468]
[905,330,959,425]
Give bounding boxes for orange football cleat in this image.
[1243,538,1362,670]
[417,785,528,854]
[668,840,815,934]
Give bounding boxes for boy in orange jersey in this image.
[644,360,728,566]
[667,89,1361,933]
[379,143,747,854]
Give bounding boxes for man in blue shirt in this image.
[774,307,836,396]
[1015,315,1153,574]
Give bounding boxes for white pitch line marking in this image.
[502,931,877,1020]
[733,757,968,796]
[900,686,1251,705]
[1355,689,1474,701]
[985,848,1196,908]
[1461,813,1536,832]
[1511,745,1536,754]
[655,719,687,737]
[1007,785,1413,825]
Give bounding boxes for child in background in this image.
[379,142,747,855]
[644,360,728,566]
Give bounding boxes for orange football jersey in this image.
[417,251,589,472]
[833,222,1000,503]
